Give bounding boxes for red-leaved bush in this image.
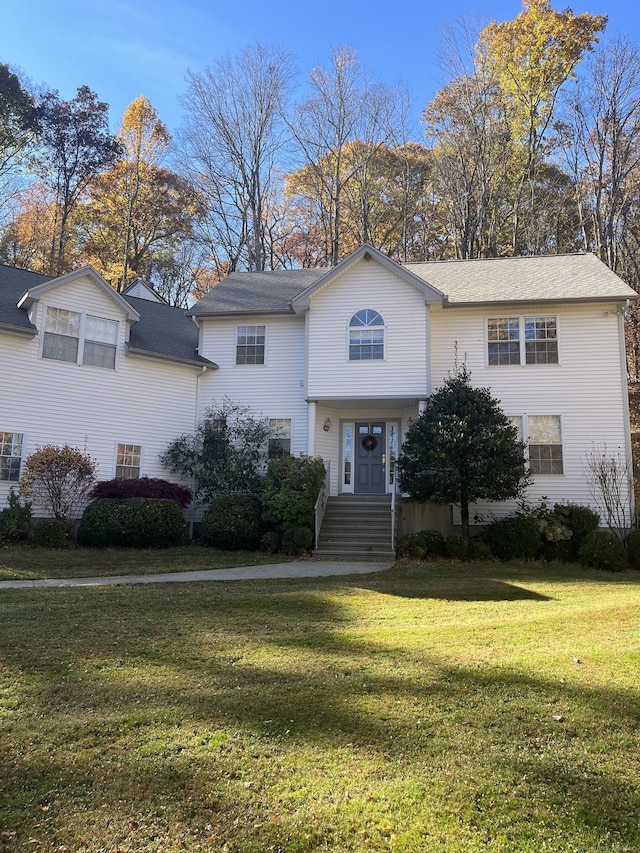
[89,477,192,508]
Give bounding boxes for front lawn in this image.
[1,559,639,852]
[0,545,292,580]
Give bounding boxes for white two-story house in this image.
[1,244,636,542]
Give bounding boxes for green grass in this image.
[1,558,639,852]
[0,545,292,580]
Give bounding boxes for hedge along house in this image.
[0,244,637,553]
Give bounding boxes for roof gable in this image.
[290,244,444,312]
[122,278,167,304]
[17,265,140,323]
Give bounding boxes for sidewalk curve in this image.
[0,560,393,590]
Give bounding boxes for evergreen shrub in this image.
[262,456,326,555]
[578,530,627,572]
[282,525,313,556]
[482,515,541,561]
[260,531,281,554]
[625,529,640,569]
[445,533,469,560]
[0,488,32,543]
[77,498,186,548]
[33,519,68,549]
[397,529,446,560]
[553,503,600,558]
[467,538,492,561]
[200,494,264,550]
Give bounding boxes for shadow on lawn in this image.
[1,573,639,850]
[350,558,640,601]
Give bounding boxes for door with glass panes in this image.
[355,422,386,494]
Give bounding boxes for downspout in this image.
[189,365,207,541]
[618,303,635,524]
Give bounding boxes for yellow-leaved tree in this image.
[80,96,204,291]
[479,0,607,251]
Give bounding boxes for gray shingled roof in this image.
[0,264,212,366]
[0,264,48,333]
[188,252,636,316]
[404,252,637,304]
[188,269,325,316]
[125,295,212,366]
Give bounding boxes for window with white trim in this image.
[116,444,141,479]
[0,432,23,481]
[268,418,291,459]
[236,325,265,365]
[528,415,563,475]
[349,309,384,360]
[43,306,118,369]
[487,315,558,365]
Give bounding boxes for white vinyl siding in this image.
[431,302,629,514]
[0,273,201,515]
[198,315,308,455]
[306,261,429,400]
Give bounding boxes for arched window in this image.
[349,309,385,360]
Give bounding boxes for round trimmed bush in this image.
[282,525,313,556]
[397,533,428,560]
[578,530,627,572]
[260,531,281,554]
[467,538,492,561]
[482,515,541,561]
[417,529,446,557]
[625,529,640,569]
[33,519,68,549]
[445,533,468,560]
[77,498,186,548]
[397,530,446,560]
[200,495,264,550]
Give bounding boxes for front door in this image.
[355,422,386,494]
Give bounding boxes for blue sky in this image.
[3,0,638,138]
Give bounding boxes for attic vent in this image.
[363,251,371,261]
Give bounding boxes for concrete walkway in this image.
[0,559,393,590]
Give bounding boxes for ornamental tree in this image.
[160,399,271,501]
[19,444,98,526]
[397,366,530,539]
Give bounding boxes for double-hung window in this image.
[43,307,118,369]
[510,415,563,475]
[116,444,141,479]
[236,325,265,365]
[43,307,80,363]
[0,432,23,481]
[268,418,291,459]
[528,415,563,474]
[84,316,119,368]
[349,309,384,360]
[487,315,558,365]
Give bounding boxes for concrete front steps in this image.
[313,494,396,561]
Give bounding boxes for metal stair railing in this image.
[313,460,330,548]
